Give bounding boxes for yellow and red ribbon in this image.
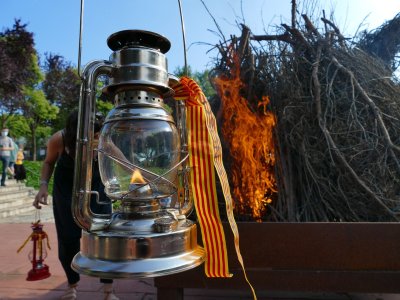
[17,221,51,254]
[173,77,256,298]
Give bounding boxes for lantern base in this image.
[72,247,205,279]
[26,264,51,281]
[72,219,206,278]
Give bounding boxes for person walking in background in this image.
[0,128,14,186]
[33,110,119,300]
[7,138,19,179]
[14,146,26,182]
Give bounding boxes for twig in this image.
[251,33,292,44]
[331,56,400,157]
[322,126,399,220]
[321,17,346,48]
[238,24,251,60]
[302,14,322,39]
[291,0,296,29]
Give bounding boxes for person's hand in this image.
[33,185,49,209]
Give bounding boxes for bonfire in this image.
[209,3,400,222]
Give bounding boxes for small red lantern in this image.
[17,220,51,281]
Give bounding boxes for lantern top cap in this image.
[107,30,171,53]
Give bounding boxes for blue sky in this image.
[2,0,400,73]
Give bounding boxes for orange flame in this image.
[214,48,277,221]
[130,169,146,184]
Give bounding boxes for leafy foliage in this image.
[0,20,41,126]
[23,87,59,160]
[42,53,81,130]
[25,160,53,192]
[173,66,216,99]
[5,114,30,138]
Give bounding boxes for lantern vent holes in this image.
[115,90,163,106]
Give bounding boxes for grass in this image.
[24,160,54,193]
[24,160,120,210]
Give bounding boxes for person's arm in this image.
[1,138,14,151]
[33,131,63,209]
[9,139,14,151]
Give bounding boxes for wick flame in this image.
[214,47,277,221]
[130,169,146,184]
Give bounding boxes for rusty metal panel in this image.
[224,222,400,271]
[155,223,400,294]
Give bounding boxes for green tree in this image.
[193,69,216,99]
[97,99,113,117]
[96,78,113,117]
[4,114,30,140]
[23,87,59,160]
[0,20,40,127]
[173,66,216,99]
[42,54,81,130]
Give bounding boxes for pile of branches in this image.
[210,6,400,221]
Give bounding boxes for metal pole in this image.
[177,0,188,76]
[77,0,84,77]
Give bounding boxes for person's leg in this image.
[58,238,80,285]
[100,278,119,300]
[100,278,113,284]
[8,161,15,177]
[52,191,82,299]
[0,156,9,186]
[58,238,80,299]
[14,164,20,181]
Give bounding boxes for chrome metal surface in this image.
[72,29,202,279]
[104,105,174,123]
[103,46,172,95]
[72,60,114,231]
[72,247,205,279]
[72,220,205,278]
[77,0,84,76]
[177,0,188,76]
[114,90,163,106]
[107,213,161,232]
[120,199,160,215]
[154,216,178,233]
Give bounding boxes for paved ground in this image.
[2,221,400,300]
[0,198,260,299]
[1,180,400,299]
[0,222,158,300]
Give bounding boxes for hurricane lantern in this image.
[17,221,51,281]
[71,30,205,279]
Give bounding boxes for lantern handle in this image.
[72,60,114,231]
[77,0,84,77]
[78,0,188,77]
[177,0,188,76]
[34,209,41,223]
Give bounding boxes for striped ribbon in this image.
[17,221,51,254]
[172,77,256,297]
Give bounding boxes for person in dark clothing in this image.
[33,111,119,300]
[14,146,26,182]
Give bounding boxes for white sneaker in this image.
[104,292,120,300]
[61,286,77,300]
[103,283,119,300]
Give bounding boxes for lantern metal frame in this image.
[71,30,205,279]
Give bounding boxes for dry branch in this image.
[211,9,400,222]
